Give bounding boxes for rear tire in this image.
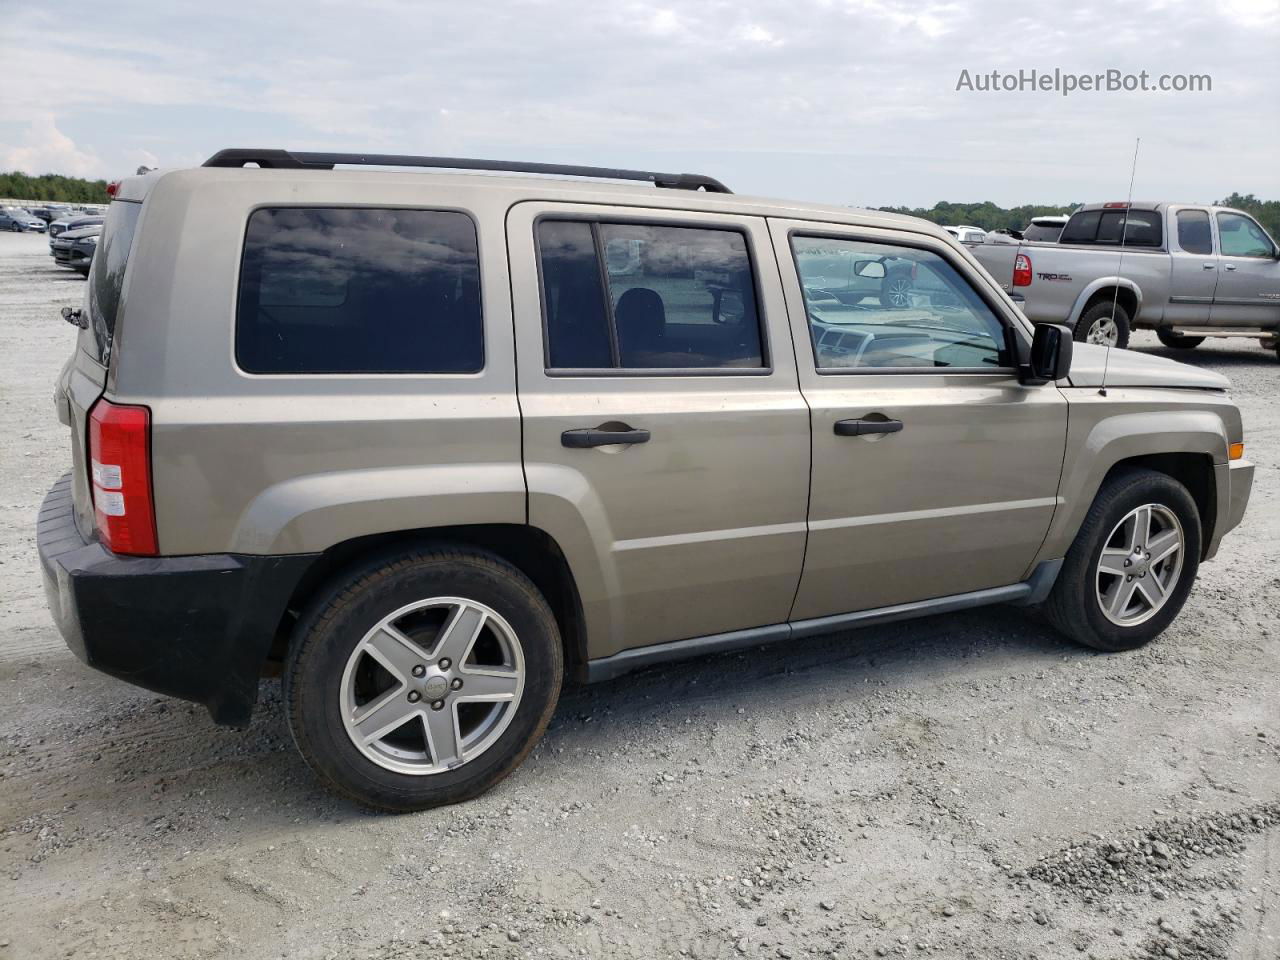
[1156,330,1205,349]
[1074,301,1131,349]
[285,545,563,812]
[1044,468,1200,652]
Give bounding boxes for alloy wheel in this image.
[339,597,525,775]
[1095,503,1184,626]
[1086,316,1119,346]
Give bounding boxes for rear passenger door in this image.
[771,219,1067,621]
[1167,207,1218,326]
[507,203,810,660]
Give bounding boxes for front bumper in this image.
[37,473,316,725]
[1205,459,1254,560]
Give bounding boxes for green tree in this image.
[1215,193,1280,240]
[874,201,1080,232]
[0,172,110,204]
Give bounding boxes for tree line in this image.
[876,194,1280,242]
[0,172,110,204]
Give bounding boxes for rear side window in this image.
[236,208,482,374]
[536,219,765,371]
[1176,209,1213,255]
[86,200,142,364]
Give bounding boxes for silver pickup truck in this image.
[970,202,1280,359]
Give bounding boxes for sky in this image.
[1,0,1277,209]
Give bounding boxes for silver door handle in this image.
[1202,262,1216,270]
[1224,264,1237,271]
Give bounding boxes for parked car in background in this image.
[0,207,47,232]
[48,214,103,239]
[39,150,1253,811]
[1021,215,1068,243]
[971,202,1280,357]
[944,225,987,243]
[986,229,1021,245]
[50,224,101,274]
[797,248,918,308]
[30,205,72,223]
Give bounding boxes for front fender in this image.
[229,464,526,554]
[1037,406,1227,563]
[1067,277,1144,326]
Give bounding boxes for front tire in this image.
[1074,301,1131,349]
[1156,330,1205,349]
[285,546,563,811]
[880,271,913,309]
[1044,468,1200,652]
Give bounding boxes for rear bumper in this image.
[37,473,316,725]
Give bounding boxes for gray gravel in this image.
[0,229,1276,959]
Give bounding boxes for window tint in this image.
[1217,212,1275,258]
[1095,210,1161,246]
[793,236,1007,371]
[236,208,482,374]
[536,220,765,371]
[1176,210,1213,255]
[86,199,142,364]
[539,220,613,368]
[1060,210,1100,244]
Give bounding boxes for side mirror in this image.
[1025,323,1073,384]
[853,259,886,279]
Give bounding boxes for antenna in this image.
[1099,137,1141,396]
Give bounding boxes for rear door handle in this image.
[561,427,651,448]
[834,418,903,437]
[1202,262,1217,270]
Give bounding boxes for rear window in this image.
[1060,209,1162,247]
[85,200,142,364]
[236,207,483,374]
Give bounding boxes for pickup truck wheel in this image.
[285,546,563,812]
[1156,330,1205,349]
[1074,302,1131,349]
[1043,468,1200,652]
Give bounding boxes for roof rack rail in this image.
[202,149,732,193]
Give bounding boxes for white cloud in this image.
[2,114,101,177]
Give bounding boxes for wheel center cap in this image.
[422,675,449,700]
[1131,552,1150,577]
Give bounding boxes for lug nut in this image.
[438,658,451,670]
[1123,559,1131,567]
[412,665,426,678]
[451,678,463,690]
[407,690,421,703]
[431,699,445,711]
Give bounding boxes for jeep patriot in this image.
[38,149,1254,810]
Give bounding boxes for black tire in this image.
[1043,468,1201,652]
[1156,330,1205,349]
[9,223,20,232]
[1073,301,1131,349]
[285,545,563,812]
[879,271,913,309]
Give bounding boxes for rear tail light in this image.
[1013,253,1033,287]
[88,399,157,556]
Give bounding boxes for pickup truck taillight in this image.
[88,399,158,556]
[1013,253,1033,287]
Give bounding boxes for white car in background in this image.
[943,225,987,244]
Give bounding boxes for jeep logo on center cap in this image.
[423,675,449,700]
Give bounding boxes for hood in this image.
[1066,342,1229,390]
[62,226,102,241]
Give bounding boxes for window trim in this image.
[786,228,1021,377]
[232,204,487,379]
[533,212,774,378]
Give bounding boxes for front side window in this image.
[792,236,1007,371]
[1176,209,1213,255]
[236,207,483,374]
[537,220,765,371]
[1217,212,1275,258]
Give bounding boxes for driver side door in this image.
[769,219,1069,621]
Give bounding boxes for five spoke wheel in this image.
[1095,503,1184,627]
[340,598,525,775]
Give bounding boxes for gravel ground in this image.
[0,228,1276,960]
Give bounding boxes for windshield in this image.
[85,200,142,365]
